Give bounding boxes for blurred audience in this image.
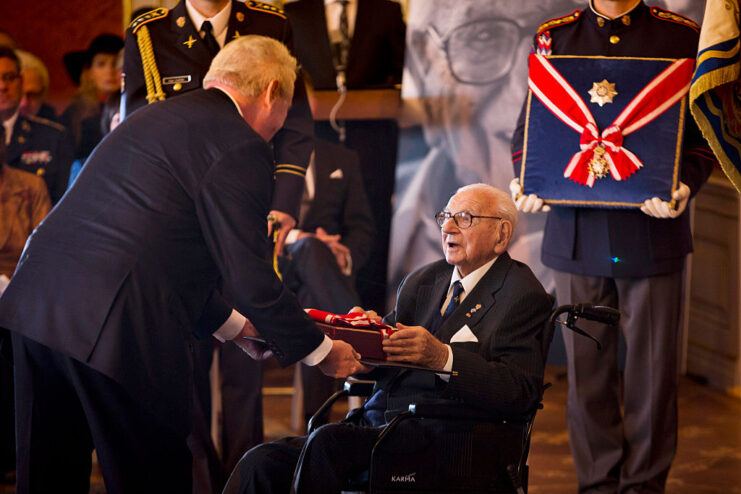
[1,46,73,204]
[284,0,405,311]
[0,123,52,486]
[61,34,123,161]
[16,50,57,122]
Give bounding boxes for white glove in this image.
[509,178,551,213]
[640,182,690,219]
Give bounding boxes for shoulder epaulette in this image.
[650,7,699,32]
[246,0,286,19]
[537,9,582,34]
[25,115,65,133]
[130,7,170,34]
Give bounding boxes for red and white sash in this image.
[527,54,694,187]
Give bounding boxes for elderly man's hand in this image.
[318,339,372,378]
[509,178,551,213]
[349,306,382,323]
[640,182,690,219]
[382,323,449,370]
[267,210,297,255]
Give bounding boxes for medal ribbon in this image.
[528,54,694,187]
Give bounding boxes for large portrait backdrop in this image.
[388,0,705,307]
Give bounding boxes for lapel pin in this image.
[233,30,241,39]
[183,35,197,49]
[176,16,186,27]
[236,12,245,22]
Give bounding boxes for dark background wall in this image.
[1,0,123,111]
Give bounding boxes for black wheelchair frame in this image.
[296,304,618,493]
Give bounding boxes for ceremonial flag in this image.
[690,0,741,192]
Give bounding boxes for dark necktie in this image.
[201,20,220,57]
[331,0,351,73]
[442,281,464,321]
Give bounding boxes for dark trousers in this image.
[555,270,683,494]
[190,339,265,492]
[12,334,192,494]
[223,422,381,494]
[0,339,13,478]
[283,237,360,420]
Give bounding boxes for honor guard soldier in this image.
[0,47,73,204]
[122,0,313,241]
[511,1,716,493]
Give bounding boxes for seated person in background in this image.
[283,137,374,422]
[61,34,123,161]
[0,124,52,485]
[1,46,73,204]
[223,183,553,494]
[16,50,58,122]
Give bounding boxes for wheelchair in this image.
[294,304,618,494]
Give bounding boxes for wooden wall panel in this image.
[0,0,123,111]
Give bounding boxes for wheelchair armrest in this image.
[343,378,375,397]
[306,379,377,434]
[407,402,534,423]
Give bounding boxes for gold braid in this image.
[135,25,166,104]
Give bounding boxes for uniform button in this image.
[173,83,182,91]
[609,35,620,44]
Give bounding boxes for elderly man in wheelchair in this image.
[224,183,555,494]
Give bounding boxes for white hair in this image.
[456,183,519,231]
[203,35,297,102]
[16,49,50,94]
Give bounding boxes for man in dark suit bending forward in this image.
[0,35,364,494]
[224,183,553,494]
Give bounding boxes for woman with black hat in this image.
[61,33,123,164]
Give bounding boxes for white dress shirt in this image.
[185,0,231,48]
[437,256,499,379]
[324,0,358,43]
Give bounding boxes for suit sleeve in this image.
[443,288,551,418]
[387,1,406,86]
[340,156,375,273]
[271,22,314,220]
[121,27,149,121]
[194,137,324,366]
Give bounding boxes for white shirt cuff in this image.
[285,229,301,245]
[301,335,333,366]
[437,344,454,382]
[212,309,246,342]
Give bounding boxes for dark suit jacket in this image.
[121,0,313,218]
[511,3,715,278]
[364,253,552,426]
[6,113,74,204]
[0,88,324,431]
[299,138,374,273]
[284,0,405,90]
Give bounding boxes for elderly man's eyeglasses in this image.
[0,72,20,84]
[435,211,502,229]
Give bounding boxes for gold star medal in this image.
[176,16,186,27]
[588,79,618,106]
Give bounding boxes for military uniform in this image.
[511,2,716,493]
[6,113,74,205]
[122,0,313,219]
